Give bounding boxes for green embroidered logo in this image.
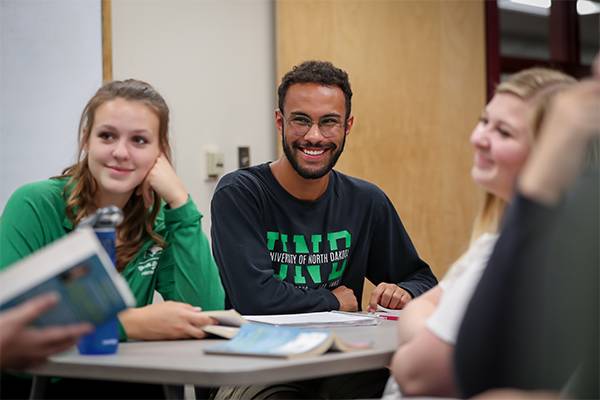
[267,230,351,288]
[137,245,162,276]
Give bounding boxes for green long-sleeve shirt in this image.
[0,178,225,339]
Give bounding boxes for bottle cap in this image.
[78,205,124,229]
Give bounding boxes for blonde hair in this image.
[471,68,576,241]
[56,79,171,271]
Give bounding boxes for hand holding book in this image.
[0,293,93,369]
[0,229,135,328]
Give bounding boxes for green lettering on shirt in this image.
[293,235,309,253]
[327,230,351,281]
[311,234,322,253]
[294,265,306,284]
[275,264,288,280]
[307,264,322,284]
[266,231,279,251]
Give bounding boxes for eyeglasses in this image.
[282,113,344,138]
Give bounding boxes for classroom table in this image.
[28,320,397,399]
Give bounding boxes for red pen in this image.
[376,314,399,321]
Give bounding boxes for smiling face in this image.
[85,98,160,208]
[470,93,534,201]
[276,83,353,180]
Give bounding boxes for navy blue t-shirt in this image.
[211,163,436,314]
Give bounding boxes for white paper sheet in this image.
[243,311,378,328]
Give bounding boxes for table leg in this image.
[29,376,49,400]
[163,384,184,400]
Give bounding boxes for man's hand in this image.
[0,293,93,370]
[368,282,412,312]
[331,285,358,312]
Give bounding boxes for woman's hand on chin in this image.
[119,301,217,340]
[139,154,188,209]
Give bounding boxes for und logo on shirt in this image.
[267,230,351,289]
[137,245,163,276]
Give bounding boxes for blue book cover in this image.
[0,229,136,327]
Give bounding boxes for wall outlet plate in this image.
[238,146,250,169]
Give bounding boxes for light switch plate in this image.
[206,151,224,179]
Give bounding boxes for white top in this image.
[426,233,499,344]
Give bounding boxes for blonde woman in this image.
[387,68,576,398]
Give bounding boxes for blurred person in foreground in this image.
[455,54,600,399]
[387,67,576,398]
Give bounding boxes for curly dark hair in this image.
[277,60,353,120]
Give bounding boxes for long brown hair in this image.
[471,68,576,241]
[57,79,171,270]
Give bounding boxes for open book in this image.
[0,228,136,327]
[204,323,372,358]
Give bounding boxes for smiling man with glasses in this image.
[210,60,436,398]
[211,59,435,315]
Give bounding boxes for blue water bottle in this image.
[77,206,124,355]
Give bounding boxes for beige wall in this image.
[111,0,277,235]
[276,0,486,304]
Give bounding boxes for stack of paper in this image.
[243,311,378,328]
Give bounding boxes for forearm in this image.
[392,328,457,398]
[396,286,441,345]
[118,308,145,340]
[161,199,225,310]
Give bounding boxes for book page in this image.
[243,311,378,328]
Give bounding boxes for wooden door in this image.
[276,0,486,307]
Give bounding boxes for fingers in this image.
[178,310,217,340]
[368,285,384,312]
[331,286,358,312]
[184,309,218,327]
[183,326,208,339]
[142,179,154,208]
[387,287,410,309]
[5,293,60,327]
[6,323,92,369]
[369,283,412,311]
[395,289,412,309]
[379,285,396,308]
[369,283,396,311]
[27,323,93,348]
[145,156,188,208]
[165,302,217,339]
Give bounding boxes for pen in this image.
[376,314,398,321]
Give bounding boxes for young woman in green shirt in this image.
[0,79,224,341]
